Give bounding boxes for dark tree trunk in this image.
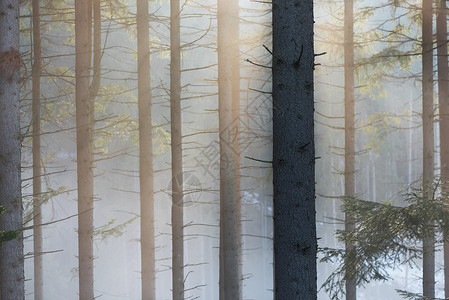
[137,0,155,298]
[32,0,43,298]
[170,0,184,299]
[344,0,356,299]
[422,0,435,297]
[272,0,316,299]
[218,0,240,298]
[0,1,24,299]
[437,0,449,297]
[75,0,94,298]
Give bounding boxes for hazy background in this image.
[18,0,437,299]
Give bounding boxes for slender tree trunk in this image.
[75,0,94,298]
[0,1,24,299]
[344,0,356,299]
[437,0,449,297]
[272,0,316,299]
[170,0,184,299]
[409,101,413,191]
[422,0,435,297]
[230,0,242,297]
[137,0,156,298]
[90,0,101,100]
[32,0,43,298]
[218,0,240,298]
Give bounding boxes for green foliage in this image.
[396,289,446,300]
[320,181,449,299]
[360,110,410,151]
[93,216,138,243]
[0,229,20,244]
[0,206,20,246]
[23,187,69,225]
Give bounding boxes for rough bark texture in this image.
[272,0,316,299]
[0,1,24,299]
[218,0,240,299]
[170,0,184,299]
[75,0,94,298]
[422,0,435,297]
[32,0,43,298]
[137,0,156,298]
[437,0,449,296]
[344,0,356,299]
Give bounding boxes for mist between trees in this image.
[1,0,448,299]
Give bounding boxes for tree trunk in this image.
[32,0,43,298]
[170,0,184,299]
[408,101,413,191]
[230,0,242,297]
[437,0,449,297]
[344,0,356,299]
[218,0,240,298]
[75,0,94,298]
[272,0,316,299]
[0,1,24,299]
[422,0,435,297]
[137,0,155,298]
[90,0,101,100]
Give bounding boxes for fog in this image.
[11,0,446,299]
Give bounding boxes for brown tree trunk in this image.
[218,0,240,298]
[137,0,156,298]
[75,0,94,298]
[272,0,316,298]
[170,0,184,299]
[422,0,435,297]
[90,0,101,100]
[0,1,24,299]
[32,0,43,298]
[344,0,356,299]
[230,0,242,297]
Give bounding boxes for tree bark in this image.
[0,1,24,299]
[422,0,435,297]
[75,0,94,298]
[89,0,101,100]
[218,0,240,298]
[344,0,356,299]
[272,0,316,299]
[230,0,243,297]
[32,0,43,298]
[170,0,184,299]
[436,0,449,297]
[137,0,156,298]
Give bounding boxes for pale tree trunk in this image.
[218,0,240,298]
[437,0,449,296]
[32,0,43,298]
[344,0,356,299]
[90,0,101,100]
[137,0,155,298]
[422,0,435,297]
[170,0,184,299]
[75,0,94,298]
[0,1,24,299]
[272,0,316,299]
[76,1,101,298]
[230,0,243,296]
